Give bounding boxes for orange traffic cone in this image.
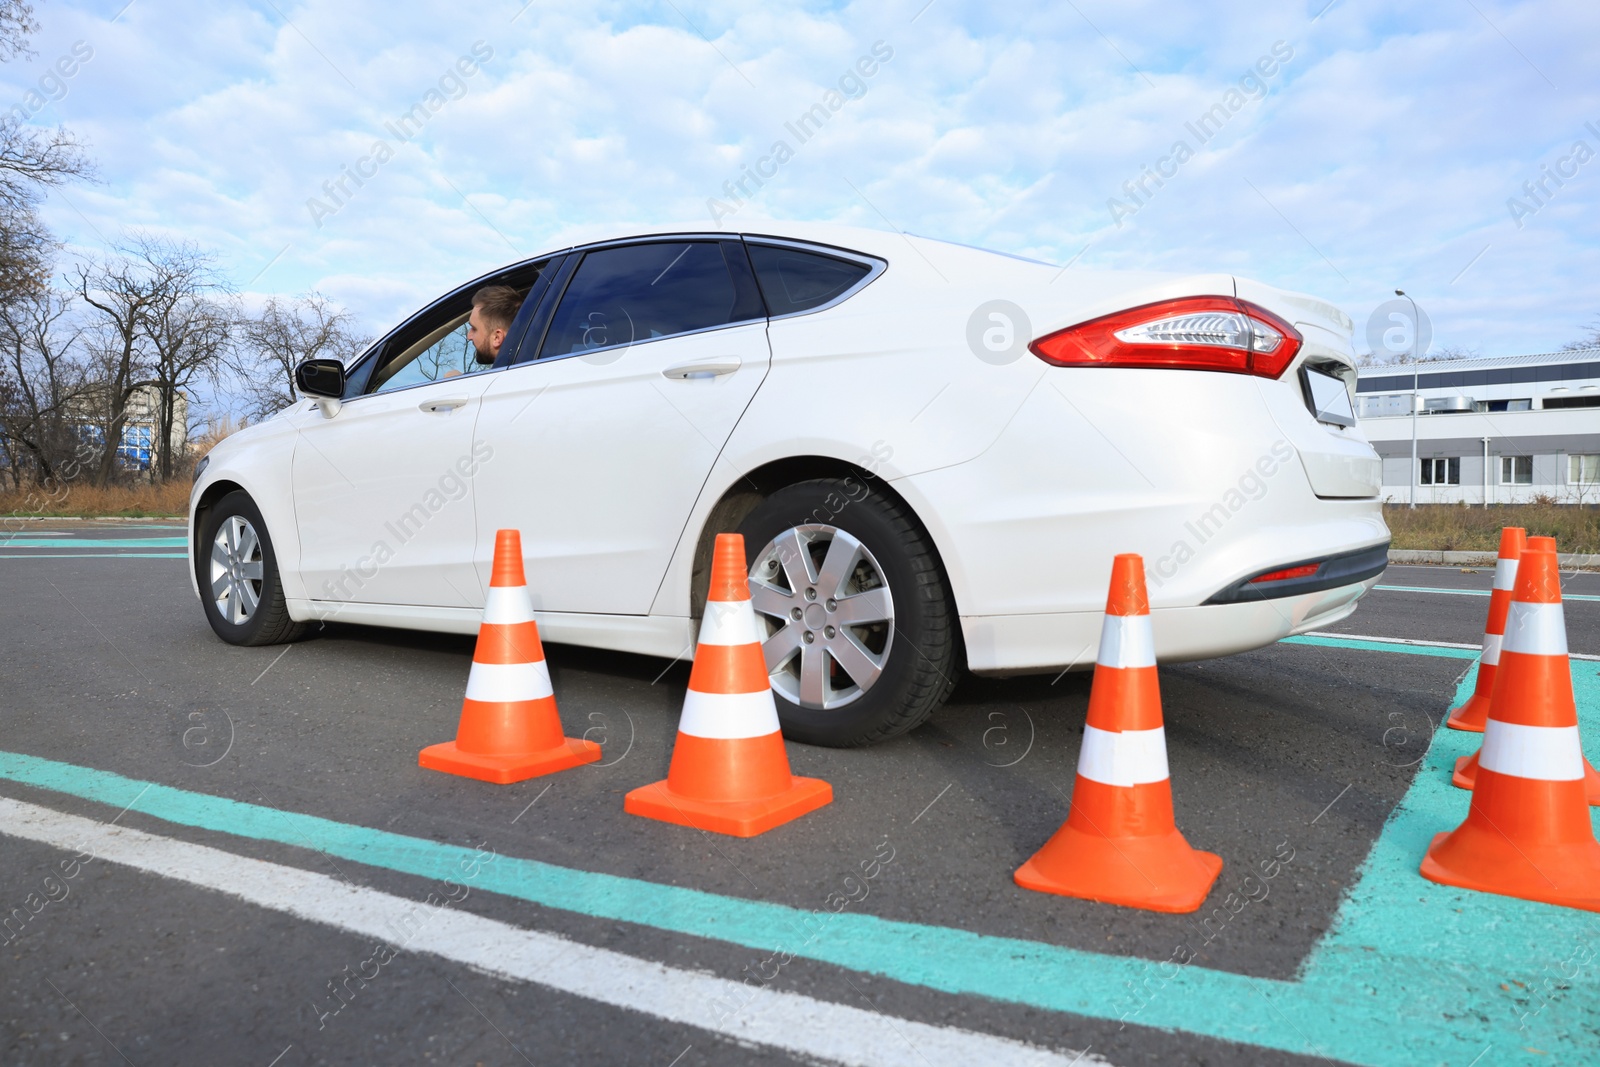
[1421,536,1600,911]
[625,533,832,837]
[1450,531,1600,802]
[418,529,601,784]
[1446,526,1525,731]
[1014,553,1222,913]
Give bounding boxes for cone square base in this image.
[1445,691,1491,732]
[1420,830,1600,912]
[1014,824,1223,914]
[418,737,600,784]
[624,776,832,837]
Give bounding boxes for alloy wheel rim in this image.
[209,515,264,625]
[747,524,895,711]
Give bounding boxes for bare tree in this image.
[0,288,86,486]
[73,235,216,486]
[0,117,92,215]
[0,1,93,310]
[1561,317,1600,353]
[1355,343,1479,367]
[0,18,93,300]
[233,293,368,422]
[144,248,233,480]
[0,0,38,61]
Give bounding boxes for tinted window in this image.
[540,242,741,358]
[747,244,872,316]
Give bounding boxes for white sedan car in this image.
[190,222,1387,746]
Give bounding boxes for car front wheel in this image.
[197,490,307,646]
[736,478,957,747]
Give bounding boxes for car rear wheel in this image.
[197,490,307,646]
[736,478,957,746]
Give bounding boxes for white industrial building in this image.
[1355,347,1600,505]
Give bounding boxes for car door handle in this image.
[419,397,470,414]
[661,357,742,380]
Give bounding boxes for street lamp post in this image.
[1397,289,1420,510]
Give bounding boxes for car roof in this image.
[494,220,1042,274]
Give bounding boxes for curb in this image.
[1389,549,1600,568]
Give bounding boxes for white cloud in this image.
[3,0,1596,356]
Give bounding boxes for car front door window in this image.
[369,315,484,395]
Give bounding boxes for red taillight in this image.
[1249,564,1320,584]
[1028,296,1303,379]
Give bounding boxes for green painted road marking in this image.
[1282,634,1481,659]
[0,649,1596,1064]
[1376,583,1600,602]
[0,552,187,559]
[0,537,187,548]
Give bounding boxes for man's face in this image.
[467,305,505,365]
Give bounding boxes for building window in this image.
[1420,457,1460,485]
[1572,454,1600,485]
[1500,455,1533,485]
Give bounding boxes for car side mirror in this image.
[295,358,346,418]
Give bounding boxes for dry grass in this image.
[7,480,1597,551]
[1384,502,1600,554]
[0,480,190,518]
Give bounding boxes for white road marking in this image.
[1302,631,1600,662]
[0,797,1106,1067]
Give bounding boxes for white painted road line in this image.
[0,797,1106,1067]
[1303,631,1600,662]
[1374,584,1600,603]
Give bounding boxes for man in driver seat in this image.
[466,285,523,365]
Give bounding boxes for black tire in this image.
[735,477,958,747]
[196,490,308,647]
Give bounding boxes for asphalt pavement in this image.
[1,522,1597,1066]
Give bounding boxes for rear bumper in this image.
[961,572,1378,677]
[1204,540,1389,604]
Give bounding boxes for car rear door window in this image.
[539,242,746,358]
[746,243,872,316]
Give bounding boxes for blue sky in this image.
[8,0,1599,359]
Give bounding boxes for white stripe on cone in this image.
[463,660,554,703]
[1479,721,1586,781]
[698,599,763,647]
[678,688,783,739]
[1076,725,1169,787]
[1493,558,1519,591]
[483,585,537,625]
[1096,615,1156,670]
[1480,632,1503,667]
[1501,602,1568,657]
